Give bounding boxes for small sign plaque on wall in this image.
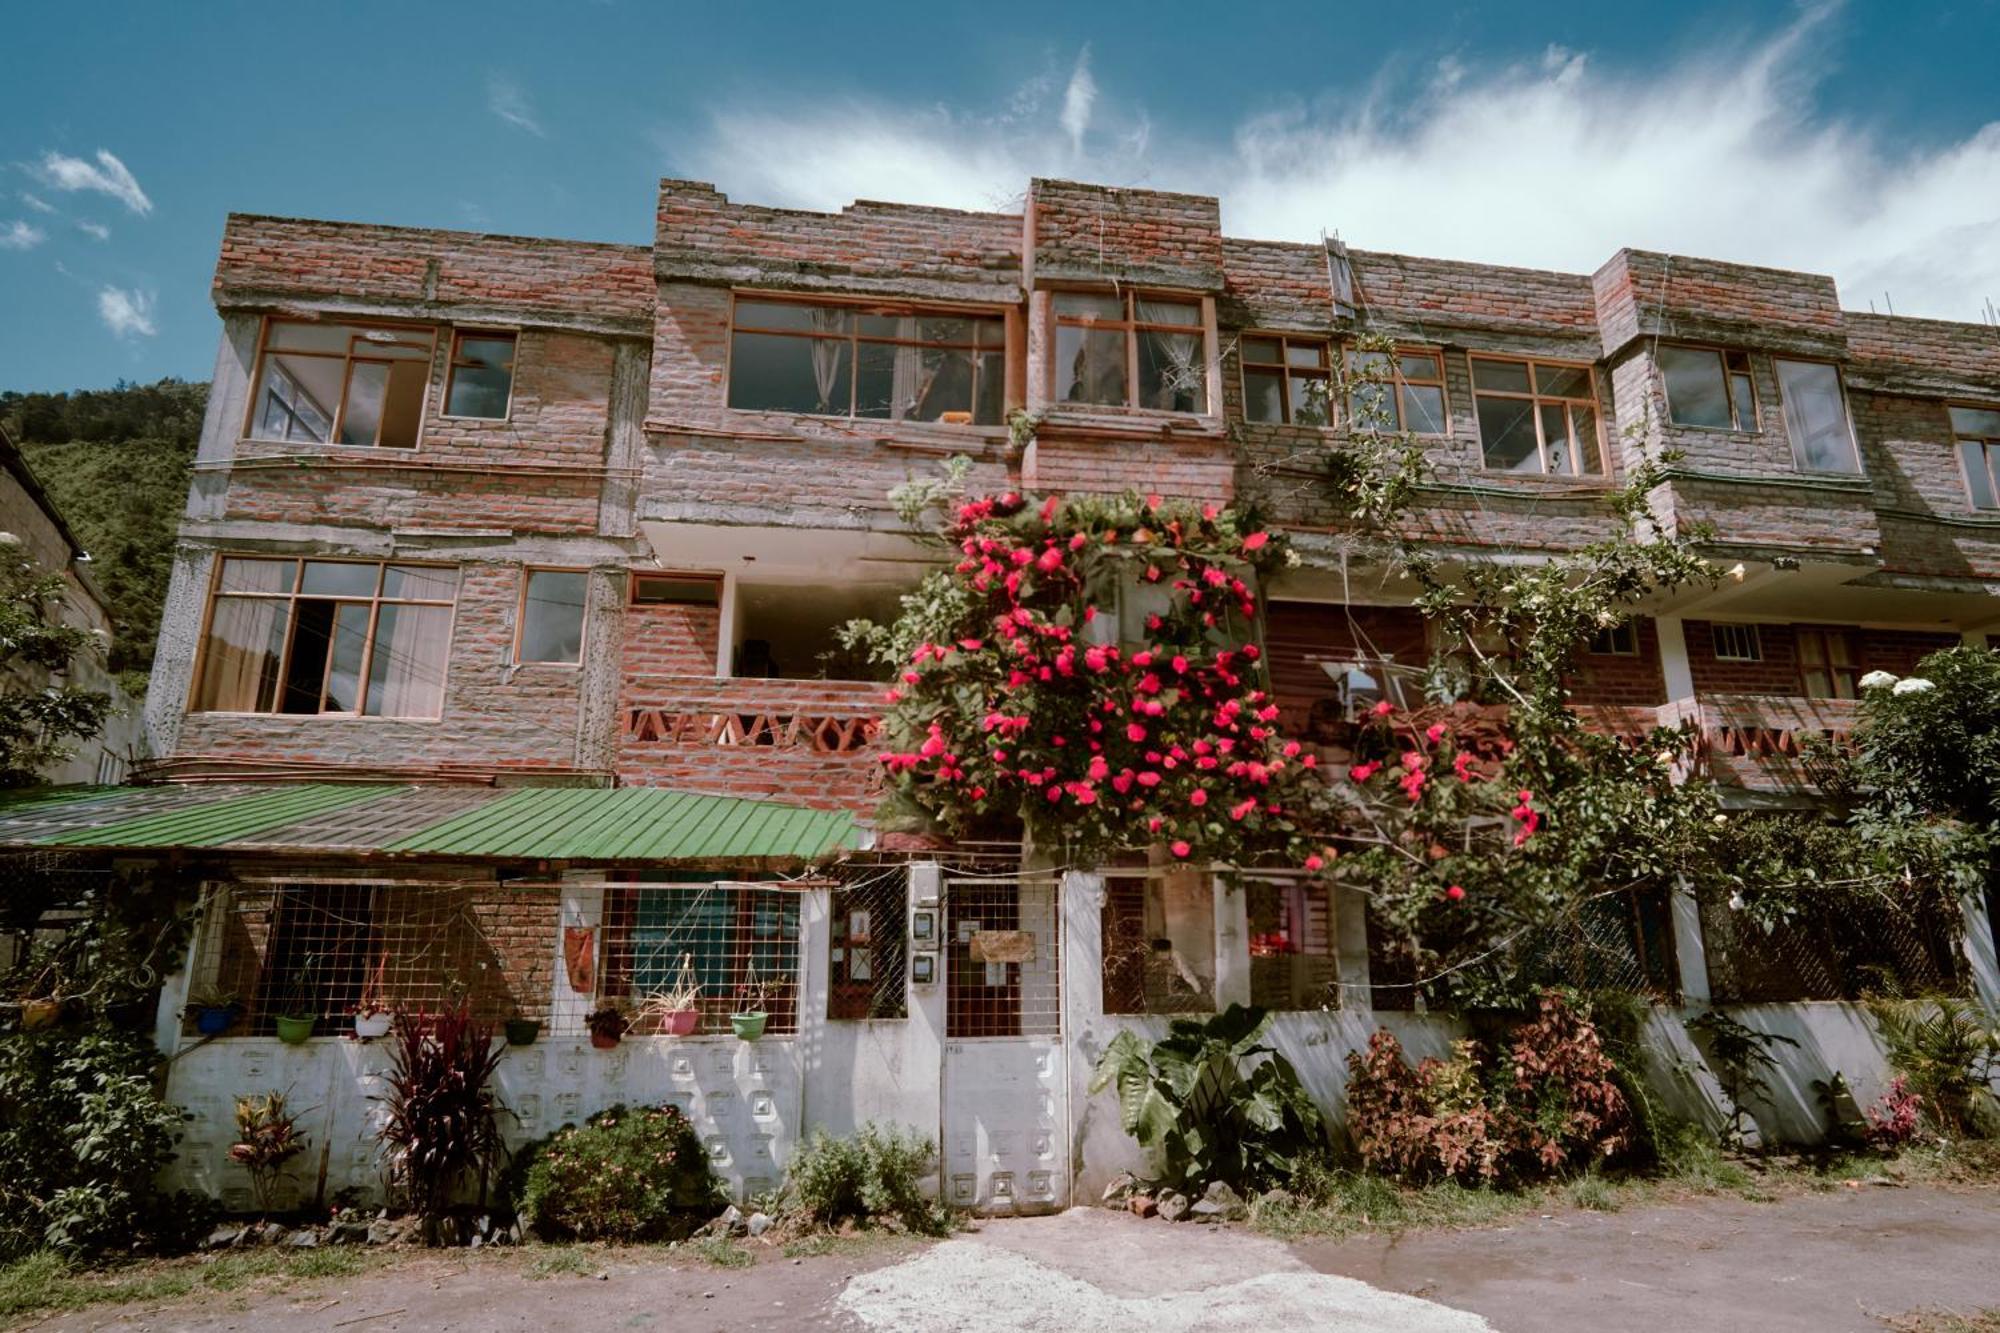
[969,930,1035,964]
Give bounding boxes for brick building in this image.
[11,176,1997,1211]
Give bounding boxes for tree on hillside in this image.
[0,544,113,786]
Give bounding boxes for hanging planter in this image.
[504,1018,542,1046]
[351,954,391,1040]
[730,965,770,1042]
[352,1010,392,1040]
[274,1015,316,1044]
[637,953,702,1038]
[186,989,241,1037]
[729,1011,768,1042]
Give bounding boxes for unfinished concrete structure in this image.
[9,176,1996,1210]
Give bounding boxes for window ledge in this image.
[1661,466,1874,493]
[1032,405,1226,439]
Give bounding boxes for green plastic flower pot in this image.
[730,1011,768,1041]
[274,1015,316,1044]
[504,1018,541,1046]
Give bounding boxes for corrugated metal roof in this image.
[387,787,858,862]
[0,782,861,865]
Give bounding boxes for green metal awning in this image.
[0,783,864,866]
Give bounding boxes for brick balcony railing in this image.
[617,674,885,811]
[1672,692,1859,793]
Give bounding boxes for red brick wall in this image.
[1027,179,1223,289]
[618,675,884,811]
[1569,616,1668,706]
[1686,620,1959,694]
[624,599,721,677]
[1263,602,1429,731]
[1594,249,1845,359]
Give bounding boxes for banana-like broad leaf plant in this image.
[1087,1003,1325,1193]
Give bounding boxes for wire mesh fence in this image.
[945,875,1061,1038]
[598,877,802,1035]
[828,864,908,1021]
[1698,885,1967,1003]
[187,879,557,1035]
[1101,866,1215,1016]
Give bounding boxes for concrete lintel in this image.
[215,290,651,341]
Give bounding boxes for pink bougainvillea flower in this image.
[884,689,901,704]
[1425,722,1447,744]
[1170,840,1191,858]
[1453,751,1477,782]
[1445,884,1465,902]
[902,671,920,685]
[1189,789,1208,807]
[1371,699,1394,716]
[1040,494,1061,523]
[1136,770,1162,787]
[1036,547,1064,573]
[1126,723,1148,743]
[1349,761,1381,782]
[1242,530,1269,552]
[1303,854,1324,872]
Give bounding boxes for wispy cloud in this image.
[35,149,151,215]
[1060,46,1096,156]
[96,286,156,338]
[487,73,547,138]
[669,7,2000,323]
[19,193,55,215]
[0,221,45,251]
[76,220,110,242]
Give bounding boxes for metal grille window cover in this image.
[190,881,546,1036]
[1101,869,1215,1017]
[1246,877,1339,1011]
[828,866,908,1021]
[945,876,1062,1039]
[599,878,802,1035]
[1517,889,1681,1002]
[1699,886,1967,1003]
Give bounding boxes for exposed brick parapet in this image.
[214,214,653,335]
[1026,178,1224,291]
[1593,249,1847,361]
[1845,311,2000,399]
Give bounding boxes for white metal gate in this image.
[939,874,1069,1214]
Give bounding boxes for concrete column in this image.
[907,862,947,1192]
[153,874,202,1057]
[1212,874,1251,1008]
[1332,884,1373,1012]
[1657,614,1697,704]
[1060,871,1106,1036]
[1671,880,1712,1005]
[795,885,831,1137]
[550,876,605,1038]
[1962,890,2000,1011]
[714,571,738,677]
[1024,290,1055,414]
[1960,629,1990,649]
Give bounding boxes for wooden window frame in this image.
[1587,622,1639,656]
[1949,403,2000,512]
[630,571,724,607]
[1710,622,1763,663]
[514,566,590,667]
[725,293,1008,425]
[1795,625,1859,700]
[241,315,440,449]
[439,328,519,423]
[1343,345,1449,436]
[1469,354,1605,475]
[1051,288,1210,414]
[1773,357,1864,476]
[187,555,459,720]
[1658,343,1759,433]
[1238,332,1332,426]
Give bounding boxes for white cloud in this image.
[487,74,547,138]
[0,221,45,251]
[1060,46,1096,156]
[19,192,55,214]
[668,6,2000,323]
[76,220,109,241]
[35,149,151,215]
[96,286,156,338]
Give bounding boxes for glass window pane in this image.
[255,354,339,442]
[1534,363,1593,399]
[217,557,296,596]
[446,365,510,418]
[263,321,352,353]
[972,318,1005,349]
[1245,369,1285,423]
[1949,406,2000,438]
[1658,346,1731,429]
[1241,337,1282,365]
[1397,353,1441,383]
[1056,324,1127,405]
[1473,359,1532,394]
[381,565,458,601]
[195,599,290,712]
[323,603,371,712]
[1054,292,1124,321]
[1348,348,1392,377]
[357,330,432,360]
[280,601,334,714]
[733,301,825,334]
[521,570,587,664]
[1479,395,1541,471]
[1348,382,1398,432]
[1730,373,1757,430]
[1962,441,1999,509]
[728,331,851,415]
[855,340,899,419]
[1137,328,1207,412]
[913,316,973,345]
[1291,374,1330,427]
[365,604,451,718]
[913,348,977,422]
[1776,360,1860,473]
[1401,384,1447,435]
[301,562,380,598]
[338,362,388,446]
[377,358,427,447]
[1542,403,1574,474]
[854,312,907,339]
[1573,406,1603,474]
[1136,298,1201,327]
[1286,342,1326,369]
[973,351,1005,425]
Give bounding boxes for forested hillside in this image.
[0,379,204,693]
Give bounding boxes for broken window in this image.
[727,297,1005,424]
[1346,347,1447,435]
[248,320,437,448]
[444,331,516,419]
[1242,335,1331,426]
[1775,358,1861,474]
[1055,292,1209,413]
[517,568,587,665]
[1471,356,1603,475]
[193,557,457,718]
[1950,406,2000,510]
[1247,877,1338,1010]
[1659,345,1757,432]
[1101,857,1215,1015]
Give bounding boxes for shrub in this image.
[515,1104,722,1242]
[785,1124,947,1235]
[1872,999,2000,1138]
[229,1091,309,1214]
[375,1004,506,1243]
[1344,992,1632,1186]
[1088,1004,1326,1194]
[0,1028,184,1260]
[1865,1075,1925,1147]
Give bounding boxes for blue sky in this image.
[6,0,1999,392]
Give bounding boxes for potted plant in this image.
[229,1090,309,1215]
[636,953,702,1036]
[186,986,240,1037]
[730,965,771,1042]
[17,963,64,1031]
[351,953,391,1040]
[585,1002,629,1050]
[504,1012,542,1046]
[274,953,323,1044]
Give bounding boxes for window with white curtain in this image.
[1054,291,1208,413]
[193,557,457,718]
[727,297,1005,424]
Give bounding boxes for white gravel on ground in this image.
[837,1233,1493,1333]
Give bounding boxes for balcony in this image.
[618,674,885,811]
[1670,692,1859,795]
